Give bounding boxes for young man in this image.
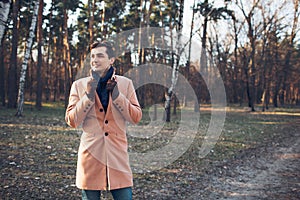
[65,41,142,200]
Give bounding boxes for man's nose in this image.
[91,57,98,63]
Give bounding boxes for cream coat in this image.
[65,74,142,190]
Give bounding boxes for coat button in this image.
[105,120,108,124]
[105,132,109,136]
[99,108,104,112]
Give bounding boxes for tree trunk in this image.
[165,0,184,122]
[273,81,280,107]
[35,0,43,110]
[0,0,11,47]
[88,0,95,43]
[16,0,39,117]
[173,94,177,115]
[262,59,272,111]
[0,39,5,106]
[232,17,240,104]
[44,0,55,102]
[100,1,105,35]
[242,49,252,109]
[63,1,71,108]
[189,0,199,112]
[136,0,148,108]
[7,0,19,108]
[248,23,256,111]
[200,17,208,74]
[53,37,58,102]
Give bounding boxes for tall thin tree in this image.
[7,0,19,108]
[88,0,95,43]
[63,0,71,108]
[0,0,11,46]
[165,0,184,122]
[36,0,43,110]
[16,0,40,116]
[0,0,11,106]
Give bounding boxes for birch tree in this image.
[16,0,39,117]
[0,0,11,47]
[165,0,184,122]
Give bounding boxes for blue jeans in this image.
[82,187,132,200]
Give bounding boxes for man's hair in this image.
[90,41,115,58]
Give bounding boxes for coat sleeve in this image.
[65,81,95,128]
[112,79,142,124]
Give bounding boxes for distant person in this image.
[65,41,142,200]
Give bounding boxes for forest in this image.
[0,0,299,115]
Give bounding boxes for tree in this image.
[88,0,95,43]
[7,0,19,108]
[63,0,71,108]
[193,0,233,107]
[228,11,243,105]
[194,0,233,72]
[279,0,299,106]
[36,0,43,110]
[165,0,184,122]
[0,0,11,106]
[258,1,285,111]
[16,0,39,116]
[234,0,262,111]
[0,0,11,46]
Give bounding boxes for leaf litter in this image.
[0,106,299,199]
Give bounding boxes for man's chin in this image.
[91,68,103,73]
[92,68,109,77]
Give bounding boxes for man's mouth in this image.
[92,65,101,69]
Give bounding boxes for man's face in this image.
[90,46,115,76]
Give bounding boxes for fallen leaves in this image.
[0,105,299,199]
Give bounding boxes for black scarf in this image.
[96,66,114,112]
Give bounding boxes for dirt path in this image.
[190,124,300,200]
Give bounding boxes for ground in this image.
[0,104,299,199]
[190,121,300,200]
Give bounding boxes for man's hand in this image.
[107,78,119,100]
[86,71,99,100]
[91,70,101,82]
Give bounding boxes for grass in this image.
[0,102,299,199]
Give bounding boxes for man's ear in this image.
[110,57,115,65]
